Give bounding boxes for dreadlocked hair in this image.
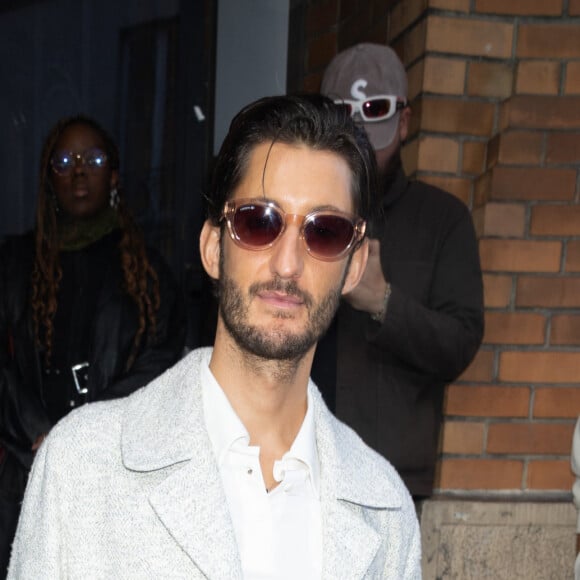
[31,114,161,370]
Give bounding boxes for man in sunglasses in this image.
[9,95,420,578]
[317,43,484,504]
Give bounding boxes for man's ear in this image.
[199,220,221,280]
[399,106,411,142]
[341,239,369,295]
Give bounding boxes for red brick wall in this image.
[302,0,580,496]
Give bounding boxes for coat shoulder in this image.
[45,348,209,465]
[45,396,127,459]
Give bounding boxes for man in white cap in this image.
[315,43,484,503]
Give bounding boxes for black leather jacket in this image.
[0,232,186,470]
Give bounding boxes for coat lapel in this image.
[312,384,404,578]
[321,498,383,578]
[121,348,242,577]
[148,449,242,578]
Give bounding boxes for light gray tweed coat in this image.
[8,347,421,579]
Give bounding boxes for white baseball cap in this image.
[321,43,408,150]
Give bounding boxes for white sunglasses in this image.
[334,95,408,123]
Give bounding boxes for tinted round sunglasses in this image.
[50,148,108,176]
[222,199,366,262]
[334,95,408,123]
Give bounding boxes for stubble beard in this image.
[218,274,343,363]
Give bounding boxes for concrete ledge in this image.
[420,499,576,579]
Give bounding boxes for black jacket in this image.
[0,231,186,471]
[312,169,484,496]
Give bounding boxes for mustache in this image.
[248,278,314,309]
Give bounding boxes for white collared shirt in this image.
[202,353,322,579]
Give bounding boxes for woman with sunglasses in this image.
[0,115,185,574]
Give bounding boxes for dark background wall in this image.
[0,0,215,345]
[0,0,213,276]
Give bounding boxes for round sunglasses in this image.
[222,199,366,262]
[50,148,108,176]
[334,95,408,123]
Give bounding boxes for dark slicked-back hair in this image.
[32,114,160,368]
[206,94,377,226]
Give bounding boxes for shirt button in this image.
[69,400,76,407]
[247,468,253,475]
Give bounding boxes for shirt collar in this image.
[201,354,320,494]
[201,352,249,467]
[277,384,320,494]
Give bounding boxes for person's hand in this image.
[32,433,47,451]
[343,239,389,314]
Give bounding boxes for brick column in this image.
[393,5,580,496]
[302,0,580,497]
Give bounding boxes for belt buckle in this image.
[71,362,90,395]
